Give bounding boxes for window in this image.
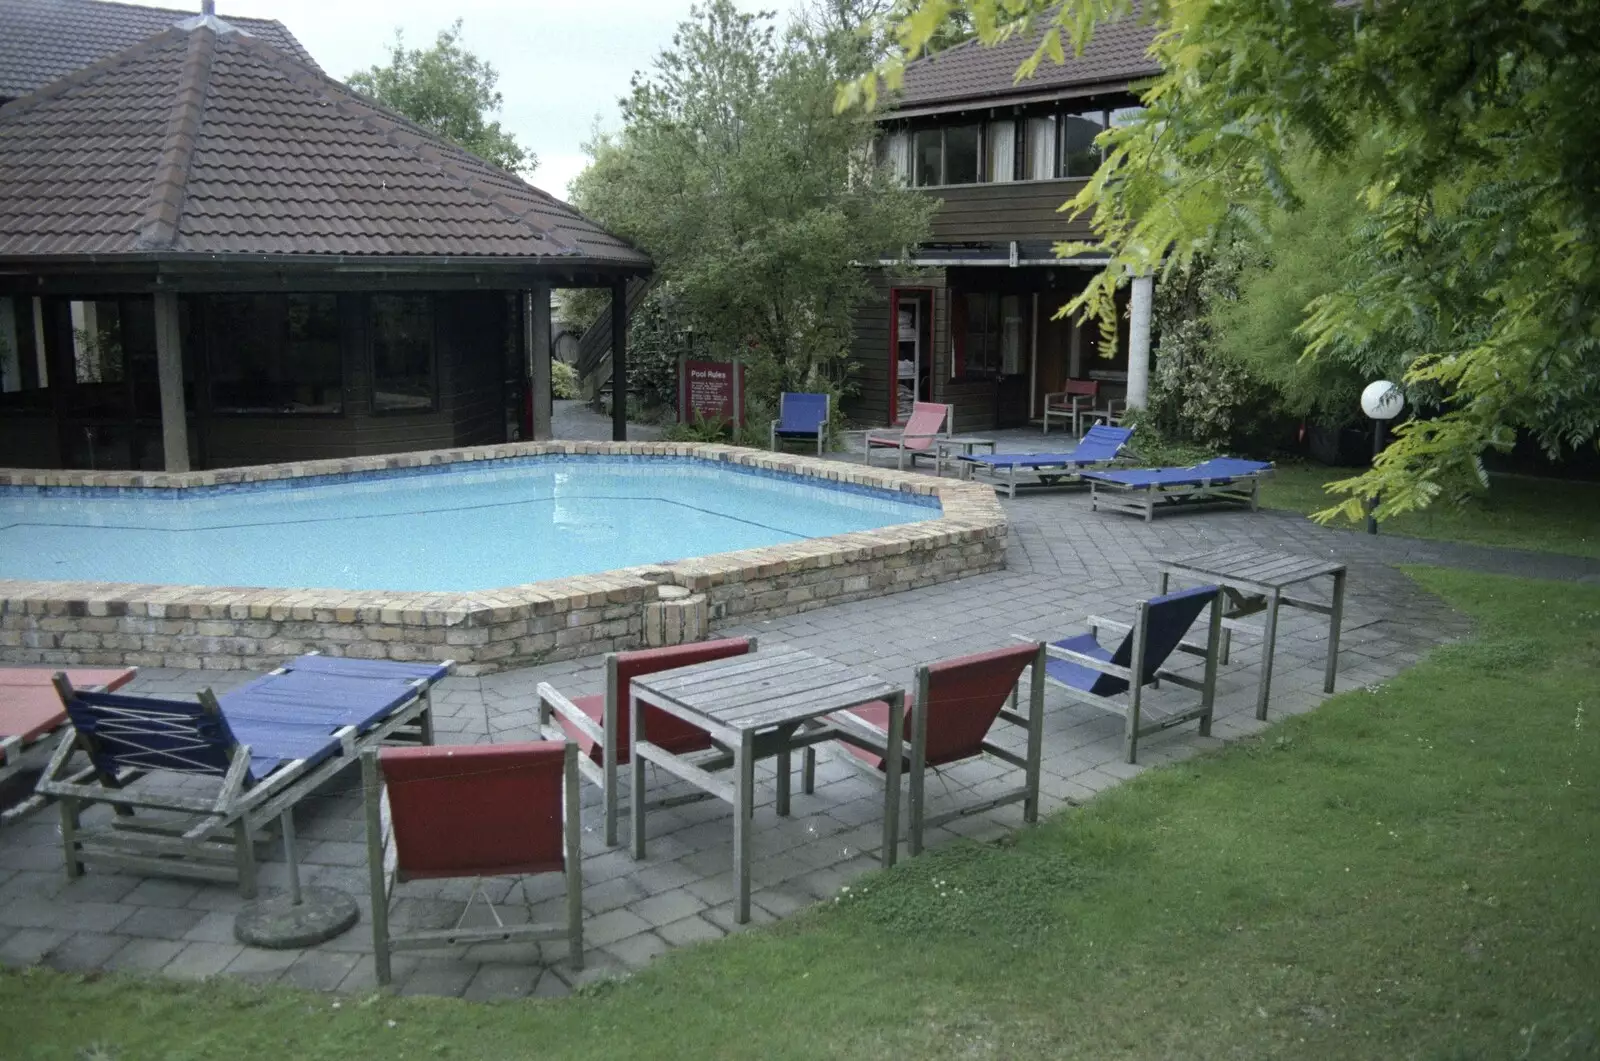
[0,296,45,395]
[987,120,1016,182]
[370,294,437,413]
[1025,116,1057,180]
[70,300,124,384]
[943,124,981,184]
[912,128,943,187]
[879,130,911,184]
[1062,111,1105,178]
[208,293,342,414]
[1109,106,1145,128]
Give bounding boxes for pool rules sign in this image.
[678,356,745,428]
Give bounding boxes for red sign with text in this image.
[679,358,745,427]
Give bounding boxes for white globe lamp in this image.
[1360,380,1405,421]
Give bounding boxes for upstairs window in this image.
[987,120,1016,182]
[370,294,437,413]
[1025,116,1057,180]
[878,130,911,184]
[1061,111,1105,178]
[912,128,943,187]
[943,124,981,185]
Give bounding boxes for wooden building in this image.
[847,15,1159,432]
[0,4,649,471]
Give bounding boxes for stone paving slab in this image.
[6,431,1587,1001]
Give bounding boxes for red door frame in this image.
[888,287,936,425]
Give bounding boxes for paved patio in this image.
[3,423,1595,1000]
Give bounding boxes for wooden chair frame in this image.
[35,663,443,897]
[807,643,1048,867]
[363,742,585,986]
[1040,591,1224,762]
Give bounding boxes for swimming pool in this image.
[0,455,939,592]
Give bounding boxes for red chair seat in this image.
[1,668,136,745]
[554,693,716,767]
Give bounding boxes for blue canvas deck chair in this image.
[1034,585,1224,762]
[771,392,830,455]
[958,425,1134,499]
[1083,457,1274,521]
[37,654,452,896]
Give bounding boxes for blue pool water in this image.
[0,457,939,593]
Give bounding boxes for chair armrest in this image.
[1085,616,1131,636]
[536,682,604,743]
[1042,642,1134,681]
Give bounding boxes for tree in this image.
[572,1,932,407]
[850,1,1600,522]
[349,20,532,175]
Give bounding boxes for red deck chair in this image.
[536,636,756,846]
[810,642,1047,866]
[362,741,583,986]
[863,400,952,470]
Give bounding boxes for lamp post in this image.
[1359,380,1406,535]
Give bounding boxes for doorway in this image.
[889,288,932,425]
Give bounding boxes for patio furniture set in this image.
[0,539,1345,982]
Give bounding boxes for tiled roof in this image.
[0,19,651,269]
[888,10,1160,115]
[0,0,316,101]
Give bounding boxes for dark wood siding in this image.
[926,178,1093,245]
[844,269,948,428]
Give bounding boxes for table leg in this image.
[733,732,755,924]
[629,693,647,859]
[1255,590,1282,720]
[776,743,792,817]
[880,690,904,869]
[1324,570,1346,694]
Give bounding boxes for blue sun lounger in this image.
[1028,584,1223,762]
[1083,457,1274,521]
[36,653,452,896]
[958,425,1134,498]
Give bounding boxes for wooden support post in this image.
[152,291,190,472]
[528,285,553,441]
[610,279,628,442]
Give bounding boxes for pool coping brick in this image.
[0,442,1007,674]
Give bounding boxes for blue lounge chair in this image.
[1032,585,1223,762]
[958,425,1134,498]
[1083,457,1274,521]
[771,392,830,455]
[37,653,452,896]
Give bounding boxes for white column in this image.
[1126,272,1154,410]
[527,285,553,441]
[153,291,190,472]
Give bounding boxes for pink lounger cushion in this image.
[0,667,136,745]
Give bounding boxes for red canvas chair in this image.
[363,741,583,986]
[1042,379,1099,436]
[537,637,756,846]
[863,400,952,470]
[809,642,1047,866]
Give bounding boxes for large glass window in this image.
[912,128,943,187]
[943,124,981,185]
[878,129,911,184]
[987,120,1016,182]
[1109,105,1145,128]
[370,294,437,413]
[208,293,342,415]
[1025,116,1057,180]
[1062,111,1105,178]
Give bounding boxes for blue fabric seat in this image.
[958,425,1134,498]
[1081,457,1274,521]
[41,653,453,896]
[1036,585,1224,762]
[771,392,830,455]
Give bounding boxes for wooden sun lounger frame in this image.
[1030,593,1224,762]
[363,742,585,985]
[1087,466,1273,521]
[34,658,449,897]
[960,454,1128,499]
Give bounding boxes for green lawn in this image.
[1260,465,1600,559]
[5,569,1599,1060]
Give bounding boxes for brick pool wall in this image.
[0,442,1007,675]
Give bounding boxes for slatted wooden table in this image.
[1158,549,1347,720]
[629,646,902,924]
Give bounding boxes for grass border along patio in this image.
[4,567,1598,1061]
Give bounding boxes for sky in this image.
[134,0,807,200]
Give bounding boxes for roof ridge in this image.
[218,31,587,256]
[0,26,185,122]
[136,24,218,250]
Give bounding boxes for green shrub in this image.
[551,360,579,400]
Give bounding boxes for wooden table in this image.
[629,646,901,923]
[1158,549,1346,720]
[929,435,997,474]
